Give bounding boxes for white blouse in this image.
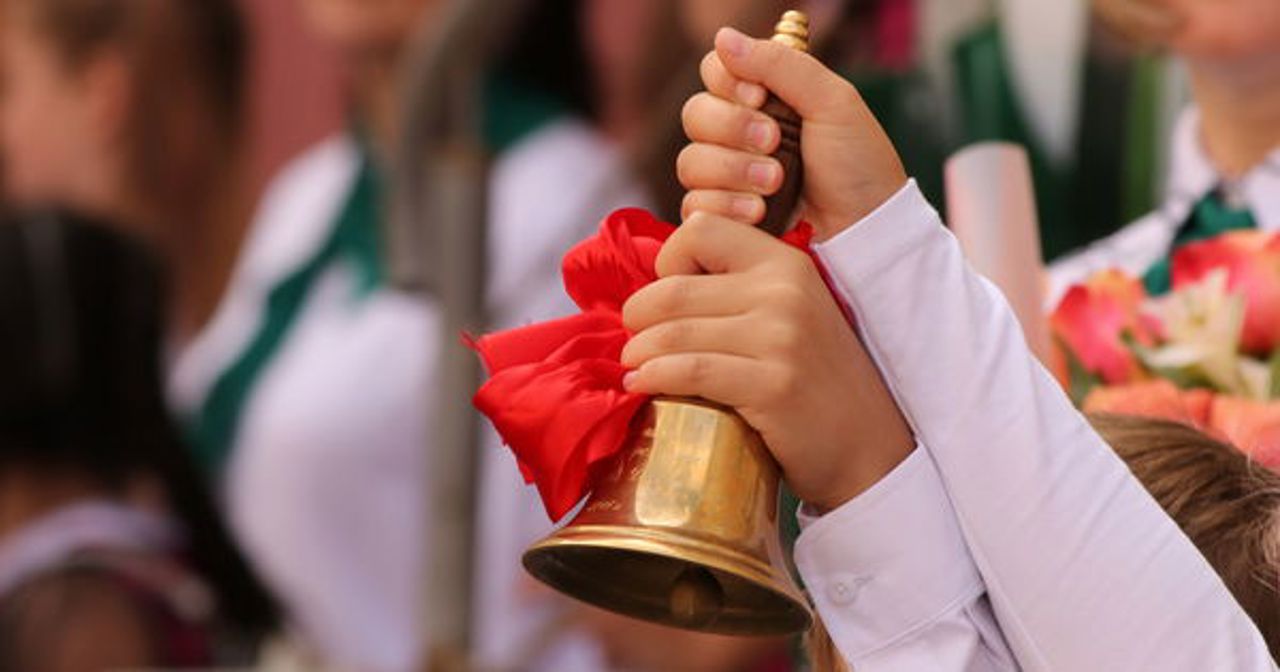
[1048,107,1280,304]
[172,120,644,672]
[797,180,1277,670]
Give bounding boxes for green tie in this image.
[1142,192,1256,295]
[190,153,385,472]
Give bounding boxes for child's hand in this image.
[678,27,907,240]
[620,213,914,513]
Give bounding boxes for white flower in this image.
[1139,270,1270,399]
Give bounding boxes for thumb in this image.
[714,27,862,123]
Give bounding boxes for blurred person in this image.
[171,1,441,668]
[0,0,250,342]
[175,1,857,669]
[0,212,278,671]
[174,0,633,669]
[916,0,1197,257]
[1049,0,1280,297]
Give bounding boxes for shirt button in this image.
[827,576,861,605]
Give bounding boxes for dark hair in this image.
[491,0,597,124]
[1091,414,1280,658]
[0,211,278,634]
[15,0,248,219]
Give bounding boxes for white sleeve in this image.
[808,180,1276,671]
[795,447,1017,671]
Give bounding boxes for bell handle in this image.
[757,10,810,237]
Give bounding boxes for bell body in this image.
[523,397,813,635]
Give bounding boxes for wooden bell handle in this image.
[758,96,804,237]
[757,11,810,237]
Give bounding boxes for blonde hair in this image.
[805,415,1280,670]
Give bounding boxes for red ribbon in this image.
[472,208,815,521]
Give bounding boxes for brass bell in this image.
[522,398,813,635]
[523,10,815,636]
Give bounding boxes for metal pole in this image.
[388,2,533,669]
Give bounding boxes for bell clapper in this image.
[669,565,725,628]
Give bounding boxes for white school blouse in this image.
[1047,107,1280,304]
[796,179,1277,670]
[172,119,642,671]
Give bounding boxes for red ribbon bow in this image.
[472,208,814,521]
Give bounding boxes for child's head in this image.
[0,210,167,488]
[0,211,278,633]
[1092,0,1280,61]
[0,0,246,233]
[1092,413,1280,657]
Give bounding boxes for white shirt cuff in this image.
[793,445,983,661]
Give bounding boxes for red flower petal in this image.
[1051,270,1153,384]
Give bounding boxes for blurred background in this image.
[3,0,1269,670]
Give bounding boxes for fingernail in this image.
[736,82,765,107]
[732,196,760,219]
[748,161,779,189]
[622,371,639,391]
[718,27,750,58]
[746,120,773,151]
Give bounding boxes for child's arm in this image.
[623,197,1018,672]
[628,27,1279,670]
[812,178,1275,670]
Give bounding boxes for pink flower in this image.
[1084,380,1213,429]
[1172,231,1280,354]
[1205,396,1280,472]
[1052,270,1157,384]
[1085,382,1280,472]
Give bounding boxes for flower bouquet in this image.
[1052,230,1280,470]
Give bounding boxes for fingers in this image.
[622,311,806,369]
[682,92,780,154]
[678,89,780,224]
[623,352,767,409]
[681,190,764,224]
[622,274,754,334]
[620,316,755,369]
[714,27,862,123]
[676,143,782,197]
[700,51,767,109]
[654,211,803,277]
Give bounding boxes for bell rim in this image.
[523,523,814,635]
